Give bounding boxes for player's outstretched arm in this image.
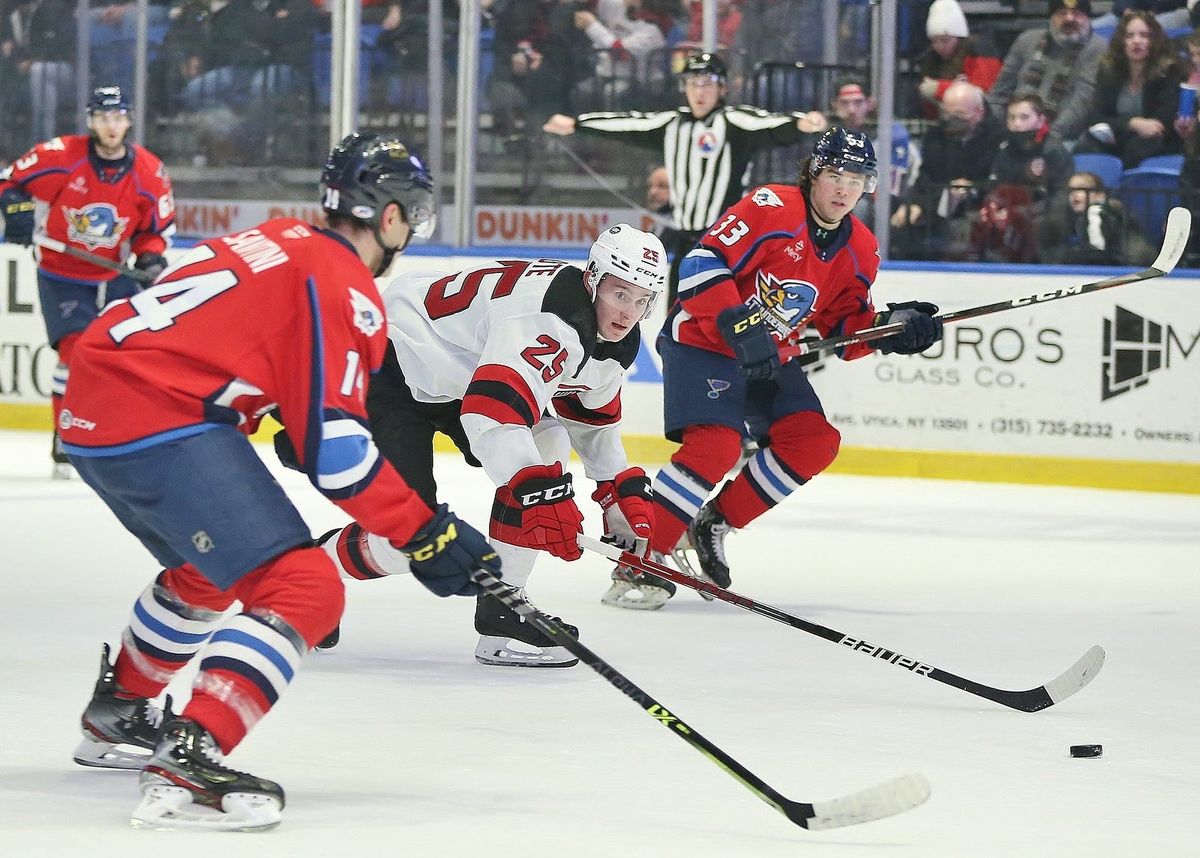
[396,504,502,597]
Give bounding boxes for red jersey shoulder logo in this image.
[349,288,384,336]
[63,203,128,250]
[753,271,819,336]
[751,187,784,208]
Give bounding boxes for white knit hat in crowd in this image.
[927,0,969,38]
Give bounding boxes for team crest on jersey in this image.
[696,130,718,155]
[706,378,732,399]
[751,187,784,208]
[754,271,818,335]
[348,288,383,336]
[63,203,128,250]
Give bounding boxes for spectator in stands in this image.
[986,0,1105,145]
[915,0,1001,121]
[6,0,75,143]
[1076,10,1184,167]
[572,0,673,111]
[1035,170,1155,263]
[990,93,1073,207]
[1181,29,1200,89]
[488,0,591,140]
[682,0,741,49]
[729,0,848,86]
[644,163,683,246]
[891,81,1004,258]
[88,1,172,95]
[968,183,1037,263]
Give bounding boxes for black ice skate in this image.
[677,503,733,601]
[74,643,174,770]
[315,625,340,650]
[601,553,677,611]
[51,429,75,480]
[474,590,579,668]
[132,719,285,832]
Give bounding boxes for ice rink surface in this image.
[1,428,1197,857]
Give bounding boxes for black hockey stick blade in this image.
[472,570,931,830]
[787,206,1192,357]
[582,537,1105,713]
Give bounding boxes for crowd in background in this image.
[4,0,1200,265]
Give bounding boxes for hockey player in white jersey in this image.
[308,224,669,666]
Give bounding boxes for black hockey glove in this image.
[397,504,502,597]
[134,252,168,282]
[873,301,943,355]
[273,426,303,472]
[2,188,35,246]
[717,303,780,381]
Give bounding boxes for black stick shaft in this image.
[33,235,154,283]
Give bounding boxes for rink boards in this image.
[1,244,1197,493]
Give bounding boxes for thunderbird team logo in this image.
[63,203,128,250]
[754,271,818,335]
[751,187,784,208]
[348,288,383,336]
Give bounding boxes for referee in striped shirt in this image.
[543,52,826,302]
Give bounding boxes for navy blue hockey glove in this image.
[272,426,303,472]
[717,303,780,381]
[397,504,502,597]
[873,301,943,355]
[133,252,168,282]
[2,188,35,246]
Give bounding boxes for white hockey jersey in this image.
[380,258,641,485]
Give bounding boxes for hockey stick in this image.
[471,569,931,830]
[580,537,1105,713]
[32,234,155,283]
[784,206,1192,359]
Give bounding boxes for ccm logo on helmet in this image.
[519,483,575,506]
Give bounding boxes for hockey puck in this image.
[1069,744,1103,758]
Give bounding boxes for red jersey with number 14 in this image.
[668,183,880,361]
[59,218,432,543]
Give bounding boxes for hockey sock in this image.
[184,547,343,753]
[113,567,232,700]
[649,425,741,554]
[714,411,839,529]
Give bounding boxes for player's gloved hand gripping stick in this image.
[783,206,1192,360]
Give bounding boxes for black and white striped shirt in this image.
[575,104,808,232]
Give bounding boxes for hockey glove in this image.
[396,504,501,597]
[873,301,943,355]
[592,467,653,557]
[134,252,168,282]
[273,426,302,472]
[717,303,780,381]
[2,188,35,246]
[491,463,584,561]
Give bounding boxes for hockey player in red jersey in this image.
[606,126,944,609]
[0,86,175,477]
[58,133,501,831]
[307,224,668,663]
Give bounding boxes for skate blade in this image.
[130,785,282,832]
[473,636,578,668]
[601,579,670,611]
[73,736,152,770]
[670,548,716,601]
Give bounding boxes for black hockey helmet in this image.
[87,85,130,114]
[808,125,878,193]
[320,132,435,239]
[679,51,727,83]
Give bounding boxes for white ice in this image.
[1,428,1197,857]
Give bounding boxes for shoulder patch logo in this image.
[751,187,784,208]
[348,288,384,336]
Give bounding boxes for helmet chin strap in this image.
[371,220,409,278]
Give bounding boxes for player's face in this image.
[88,109,131,152]
[595,275,655,341]
[683,74,724,118]
[809,168,867,226]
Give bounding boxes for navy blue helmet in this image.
[680,51,727,82]
[87,85,130,115]
[808,126,878,193]
[321,133,435,239]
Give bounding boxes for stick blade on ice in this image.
[787,772,932,831]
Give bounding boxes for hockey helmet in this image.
[585,224,668,322]
[87,85,130,115]
[808,125,878,193]
[320,133,436,239]
[680,51,728,83]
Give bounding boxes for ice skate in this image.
[51,430,75,480]
[131,719,284,832]
[601,552,677,611]
[474,590,579,668]
[676,503,733,601]
[74,643,174,770]
[315,625,340,651]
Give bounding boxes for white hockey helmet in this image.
[585,224,669,320]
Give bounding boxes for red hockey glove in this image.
[491,463,584,561]
[592,467,653,557]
